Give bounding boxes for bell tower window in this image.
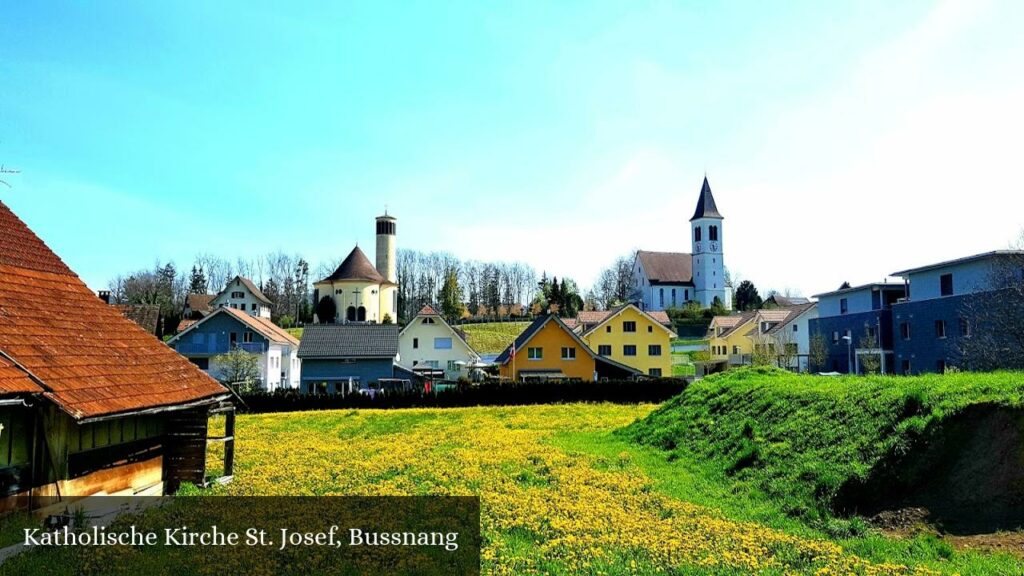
[694,227,701,242]
[709,225,718,241]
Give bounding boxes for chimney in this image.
[98,290,111,304]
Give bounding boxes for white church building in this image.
[632,177,732,311]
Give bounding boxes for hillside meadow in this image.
[7,370,1024,575]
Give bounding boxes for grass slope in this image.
[621,367,1024,530]
[458,321,531,354]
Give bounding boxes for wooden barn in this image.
[0,200,233,509]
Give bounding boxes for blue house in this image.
[808,282,906,374]
[297,324,403,394]
[167,307,301,391]
[890,250,1024,374]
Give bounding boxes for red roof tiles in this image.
[0,355,41,395]
[0,201,228,419]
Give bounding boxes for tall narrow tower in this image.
[690,177,726,308]
[375,212,397,283]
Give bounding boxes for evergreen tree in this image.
[734,280,763,312]
[188,265,208,294]
[438,267,463,322]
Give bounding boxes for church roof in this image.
[690,176,723,221]
[318,246,392,285]
[635,251,693,285]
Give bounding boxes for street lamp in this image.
[841,335,853,374]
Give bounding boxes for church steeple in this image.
[690,176,723,221]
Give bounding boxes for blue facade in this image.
[172,313,268,357]
[891,295,971,375]
[809,310,894,373]
[300,358,395,394]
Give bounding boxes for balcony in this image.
[174,341,266,356]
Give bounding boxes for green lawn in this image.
[285,327,303,339]
[457,321,531,354]
[671,351,696,376]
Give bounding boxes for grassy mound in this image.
[620,367,1024,533]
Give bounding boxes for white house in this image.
[633,177,732,311]
[750,303,819,372]
[398,305,481,380]
[168,307,301,391]
[210,275,273,318]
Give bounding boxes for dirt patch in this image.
[869,507,1024,558]
[837,403,1024,535]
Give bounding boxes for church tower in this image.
[690,177,726,308]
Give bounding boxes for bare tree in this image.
[0,164,20,188]
[957,243,1024,370]
[809,332,828,373]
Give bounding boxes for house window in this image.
[606,325,612,333]
[241,303,247,311]
[623,321,637,333]
[792,324,798,332]
[840,298,848,314]
[434,337,453,350]
[649,368,662,377]
[709,225,718,241]
[671,289,676,306]
[940,273,954,296]
[527,347,542,360]
[598,345,612,356]
[647,325,653,333]
[422,317,435,324]
[685,289,689,299]
[902,359,911,375]
[785,343,798,354]
[694,227,702,242]
[448,360,458,371]
[935,320,946,339]
[648,344,662,356]
[832,331,839,344]
[900,322,911,340]
[229,332,237,345]
[623,345,637,356]
[231,291,244,299]
[243,332,253,343]
[659,289,664,308]
[732,345,739,355]
[959,318,971,337]
[413,338,419,349]
[561,347,576,360]
[937,359,946,373]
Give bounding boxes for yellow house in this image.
[579,304,677,377]
[496,315,640,381]
[707,312,757,366]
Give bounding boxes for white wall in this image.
[399,318,479,379]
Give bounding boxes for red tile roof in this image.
[0,355,41,395]
[0,201,228,419]
[418,305,439,316]
[577,308,673,327]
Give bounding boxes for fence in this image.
[238,377,690,413]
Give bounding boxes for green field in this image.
[458,321,531,354]
[8,370,1024,574]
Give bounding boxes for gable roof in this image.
[398,305,479,358]
[0,201,228,420]
[580,304,678,338]
[298,324,400,359]
[168,307,299,347]
[712,312,757,339]
[690,176,723,221]
[576,308,673,329]
[495,314,593,365]
[635,251,693,285]
[764,295,811,307]
[317,246,393,285]
[765,303,818,336]
[185,293,215,314]
[114,303,160,335]
[214,276,273,306]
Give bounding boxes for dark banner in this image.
[0,496,481,575]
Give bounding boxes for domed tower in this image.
[375,212,397,283]
[690,177,726,308]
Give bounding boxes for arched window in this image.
[709,225,718,241]
[357,306,367,321]
[694,227,702,242]
[346,306,356,322]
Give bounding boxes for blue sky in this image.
[3,1,1023,296]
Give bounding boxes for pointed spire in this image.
[690,176,723,221]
